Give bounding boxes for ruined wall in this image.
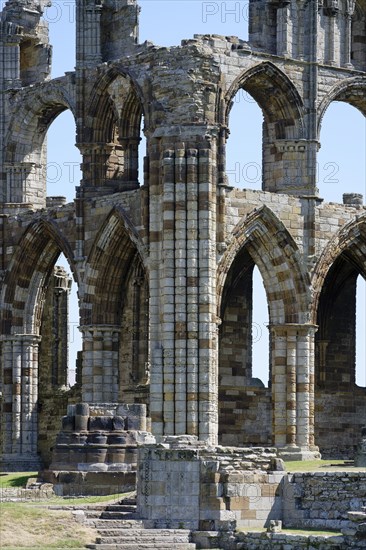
[283,471,366,530]
[0,0,365,469]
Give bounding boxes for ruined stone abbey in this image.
[0,0,366,500]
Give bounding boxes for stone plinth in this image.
[43,402,155,495]
[137,435,285,530]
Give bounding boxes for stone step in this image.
[100,510,138,520]
[120,497,137,505]
[92,519,144,529]
[85,509,137,519]
[104,504,136,512]
[96,531,192,544]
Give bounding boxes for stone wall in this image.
[283,472,366,530]
[0,0,366,468]
[137,437,284,530]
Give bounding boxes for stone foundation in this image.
[43,402,154,495]
[137,436,285,531]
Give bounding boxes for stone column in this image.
[76,0,102,67]
[4,162,40,205]
[0,22,22,88]
[324,1,339,66]
[271,324,320,460]
[78,143,114,187]
[149,132,218,445]
[0,334,42,469]
[344,0,356,68]
[118,137,141,184]
[276,0,292,57]
[80,325,120,403]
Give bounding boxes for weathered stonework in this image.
[0,0,365,481]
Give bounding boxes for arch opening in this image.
[47,110,82,204]
[318,101,366,204]
[225,63,306,195]
[81,72,145,194]
[218,247,272,447]
[82,211,150,405]
[315,253,366,459]
[226,90,263,190]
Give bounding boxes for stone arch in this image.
[81,67,146,189]
[225,62,305,139]
[1,218,77,336]
[311,212,366,324]
[85,66,145,143]
[4,78,76,206]
[218,205,310,325]
[317,77,366,136]
[312,213,366,458]
[83,206,148,326]
[223,62,307,194]
[5,77,76,164]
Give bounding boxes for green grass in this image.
[284,459,356,472]
[0,502,97,548]
[0,472,135,546]
[0,472,38,488]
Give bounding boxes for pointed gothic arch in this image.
[317,77,366,136]
[4,77,76,206]
[83,207,148,326]
[1,218,77,336]
[81,67,146,189]
[5,77,76,164]
[218,205,310,325]
[312,213,366,458]
[225,62,305,140]
[311,212,366,322]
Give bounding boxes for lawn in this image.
[284,459,359,472]
[0,472,131,548]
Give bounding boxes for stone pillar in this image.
[344,0,356,68]
[271,324,320,460]
[80,325,120,403]
[276,0,292,57]
[0,22,22,88]
[79,143,114,187]
[4,162,42,206]
[269,139,319,196]
[149,133,218,445]
[76,0,102,67]
[324,1,339,66]
[39,266,72,388]
[0,334,42,470]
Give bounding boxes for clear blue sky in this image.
[42,0,365,386]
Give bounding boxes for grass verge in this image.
[284,459,356,472]
[0,502,96,548]
[0,473,38,488]
[0,472,135,548]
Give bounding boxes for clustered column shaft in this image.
[1,335,41,458]
[150,139,218,444]
[271,324,317,453]
[81,326,120,403]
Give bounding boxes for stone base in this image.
[41,469,136,496]
[277,446,321,461]
[0,454,42,472]
[137,436,285,531]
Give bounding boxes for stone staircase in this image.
[83,496,197,550]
